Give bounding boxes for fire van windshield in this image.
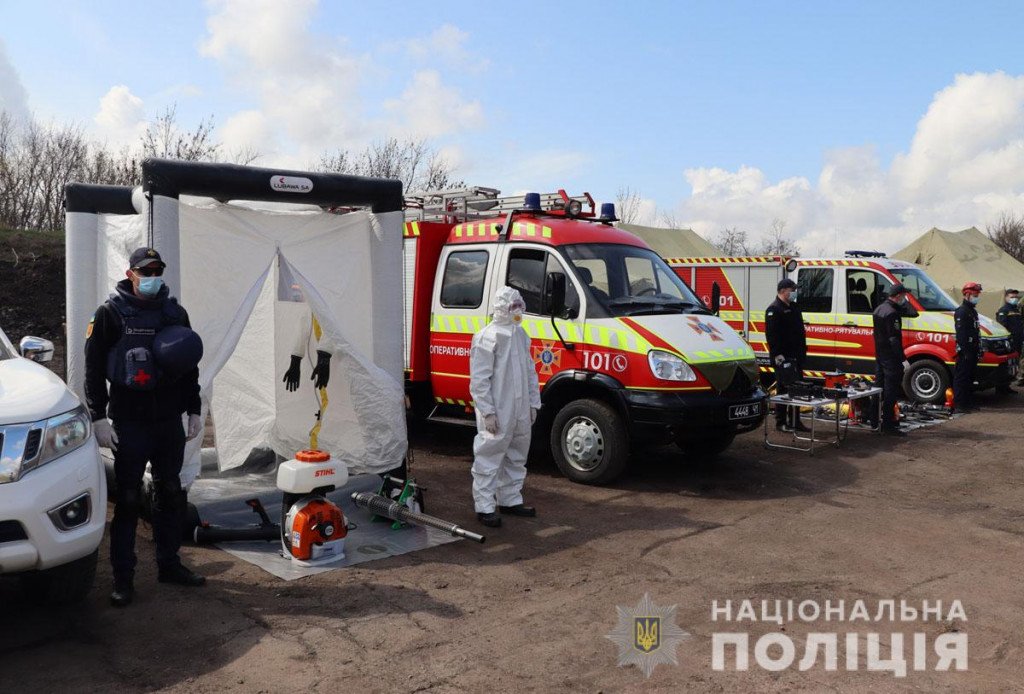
[562,244,708,317]
[0,328,13,360]
[889,268,958,311]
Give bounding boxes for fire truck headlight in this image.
[648,350,697,382]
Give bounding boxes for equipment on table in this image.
[277,450,349,566]
[352,492,486,544]
[823,371,847,389]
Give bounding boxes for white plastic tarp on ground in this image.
[188,467,460,580]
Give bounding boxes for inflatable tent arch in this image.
[65,160,407,487]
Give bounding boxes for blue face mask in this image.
[138,276,164,297]
[967,295,979,305]
[1009,297,1019,306]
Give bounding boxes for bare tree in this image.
[316,137,461,193]
[713,226,751,255]
[987,211,1024,264]
[752,218,799,256]
[141,105,220,162]
[615,186,644,225]
[0,106,257,232]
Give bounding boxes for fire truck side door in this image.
[793,266,838,373]
[501,245,584,384]
[430,245,494,405]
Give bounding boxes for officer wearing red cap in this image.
[84,247,205,607]
[953,282,983,413]
[870,283,916,436]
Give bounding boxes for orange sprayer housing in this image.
[287,498,347,561]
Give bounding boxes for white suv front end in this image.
[0,326,105,602]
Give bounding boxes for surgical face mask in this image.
[138,276,164,297]
[967,295,980,305]
[788,290,798,302]
[1008,297,1019,306]
[511,306,524,323]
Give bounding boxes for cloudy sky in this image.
[4,0,1024,253]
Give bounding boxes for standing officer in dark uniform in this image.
[995,288,1022,394]
[85,248,206,607]
[871,283,913,436]
[765,278,808,432]
[953,282,983,413]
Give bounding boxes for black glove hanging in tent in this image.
[282,355,302,392]
[311,349,331,389]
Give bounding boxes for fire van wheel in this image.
[19,549,98,605]
[902,358,950,404]
[551,399,629,485]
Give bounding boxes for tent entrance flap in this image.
[177,202,407,483]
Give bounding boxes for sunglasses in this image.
[133,266,164,277]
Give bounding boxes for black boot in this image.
[498,504,537,517]
[476,511,502,528]
[158,562,206,587]
[110,575,134,608]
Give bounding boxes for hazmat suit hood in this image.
[492,286,525,326]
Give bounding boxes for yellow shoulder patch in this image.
[86,317,94,338]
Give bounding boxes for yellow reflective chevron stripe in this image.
[403,221,421,237]
[510,222,553,238]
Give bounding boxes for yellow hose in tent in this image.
[308,316,327,450]
[309,387,329,450]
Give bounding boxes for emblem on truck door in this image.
[532,341,563,375]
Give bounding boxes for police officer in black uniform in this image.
[953,282,983,413]
[871,283,914,436]
[765,278,809,432]
[995,288,1022,394]
[85,248,206,607]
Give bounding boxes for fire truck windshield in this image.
[563,244,707,316]
[889,268,958,311]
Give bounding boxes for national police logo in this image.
[606,593,689,678]
[635,616,660,652]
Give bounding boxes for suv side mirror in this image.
[544,272,568,318]
[711,281,721,316]
[20,336,54,363]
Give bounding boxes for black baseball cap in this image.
[129,247,166,269]
[777,278,797,291]
[887,283,909,296]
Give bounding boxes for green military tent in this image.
[892,226,1024,317]
[617,223,719,260]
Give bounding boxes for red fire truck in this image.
[667,252,1018,403]
[401,188,766,484]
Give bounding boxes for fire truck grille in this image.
[722,367,754,397]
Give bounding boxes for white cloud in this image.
[384,70,483,139]
[93,85,147,146]
[669,72,1024,255]
[405,23,489,73]
[199,0,367,164]
[0,38,30,122]
[199,1,484,166]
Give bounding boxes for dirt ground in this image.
[2,389,1022,692]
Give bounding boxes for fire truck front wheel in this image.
[902,358,950,404]
[550,398,629,485]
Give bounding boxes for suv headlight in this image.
[648,350,697,382]
[13,405,92,480]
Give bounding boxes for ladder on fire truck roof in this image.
[404,186,595,223]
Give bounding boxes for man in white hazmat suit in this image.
[469,286,541,528]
